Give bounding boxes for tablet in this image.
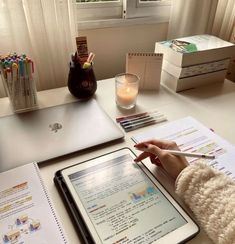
[57,148,199,244]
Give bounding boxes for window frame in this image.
[75,0,172,30]
[124,0,171,19]
[76,0,123,21]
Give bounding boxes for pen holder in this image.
[67,63,97,99]
[1,69,38,113]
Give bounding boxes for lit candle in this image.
[116,86,138,108]
[115,73,140,109]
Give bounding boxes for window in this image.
[76,0,123,22]
[124,0,171,19]
[75,0,171,27]
[77,0,118,2]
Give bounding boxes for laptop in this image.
[0,99,124,172]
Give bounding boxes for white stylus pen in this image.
[162,149,215,160]
[136,146,215,160]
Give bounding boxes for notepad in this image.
[0,162,67,243]
[126,53,163,90]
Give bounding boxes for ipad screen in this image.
[62,149,198,243]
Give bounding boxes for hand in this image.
[134,139,189,180]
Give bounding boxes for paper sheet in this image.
[132,116,235,180]
[0,163,67,244]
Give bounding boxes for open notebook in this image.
[0,99,124,172]
[0,162,67,243]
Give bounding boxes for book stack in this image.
[155,34,235,92]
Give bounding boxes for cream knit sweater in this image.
[175,162,235,244]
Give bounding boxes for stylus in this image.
[136,146,215,160]
[162,149,215,160]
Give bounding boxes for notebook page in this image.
[0,163,67,243]
[132,116,235,180]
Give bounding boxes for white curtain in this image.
[212,0,235,82]
[168,0,235,42]
[167,0,218,39]
[0,0,77,97]
[167,0,235,81]
[211,0,235,41]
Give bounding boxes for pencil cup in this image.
[68,63,97,99]
[115,73,140,109]
[0,55,38,113]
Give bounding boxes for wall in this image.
[0,22,168,98]
[78,22,168,80]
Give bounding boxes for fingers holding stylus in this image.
[134,140,177,160]
[134,140,189,179]
[134,150,161,166]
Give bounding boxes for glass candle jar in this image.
[115,73,140,109]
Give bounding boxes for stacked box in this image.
[155,34,235,92]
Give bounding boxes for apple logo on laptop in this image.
[49,123,62,133]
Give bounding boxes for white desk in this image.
[1,78,235,243]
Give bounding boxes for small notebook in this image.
[126,53,163,90]
[0,162,67,243]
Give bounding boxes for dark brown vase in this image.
[68,64,97,99]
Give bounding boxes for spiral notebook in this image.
[126,53,163,90]
[0,162,67,243]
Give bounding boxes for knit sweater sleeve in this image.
[175,162,235,244]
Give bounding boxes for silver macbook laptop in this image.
[0,99,124,172]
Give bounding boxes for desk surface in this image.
[1,79,235,243]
